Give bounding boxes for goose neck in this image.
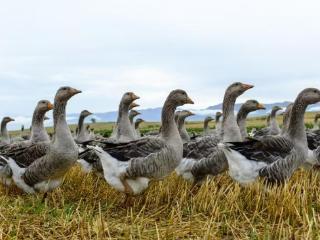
[287,100,308,147]
[30,109,49,142]
[0,121,9,140]
[222,93,242,142]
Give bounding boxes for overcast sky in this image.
[1,0,320,124]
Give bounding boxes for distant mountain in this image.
[70,101,320,123]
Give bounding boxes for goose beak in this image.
[9,118,15,122]
[258,103,265,110]
[186,97,194,104]
[47,103,54,110]
[129,103,140,110]
[132,94,140,101]
[71,88,82,95]
[242,84,254,90]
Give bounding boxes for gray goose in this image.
[110,93,140,142]
[129,109,141,138]
[281,103,294,134]
[4,86,81,193]
[0,100,53,152]
[175,110,194,143]
[0,100,53,185]
[214,112,223,137]
[312,113,320,130]
[0,117,15,146]
[75,110,93,143]
[203,116,214,135]
[175,82,254,183]
[220,88,320,185]
[80,90,194,198]
[134,118,145,138]
[237,100,265,140]
[253,106,282,138]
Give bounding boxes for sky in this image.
[1,0,320,129]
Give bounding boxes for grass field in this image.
[1,112,320,239]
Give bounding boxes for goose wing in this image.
[227,136,293,164]
[1,142,49,167]
[183,135,220,160]
[307,130,320,150]
[252,127,270,138]
[100,136,167,161]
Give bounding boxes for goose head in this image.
[178,110,195,119]
[243,100,265,112]
[167,89,194,107]
[135,118,145,128]
[55,86,82,102]
[129,110,141,118]
[271,106,282,114]
[2,117,14,124]
[204,116,214,123]
[80,110,93,118]
[226,82,254,98]
[122,92,140,105]
[215,112,222,121]
[299,88,320,105]
[129,102,140,110]
[36,100,54,113]
[135,118,145,125]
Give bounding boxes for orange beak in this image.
[186,97,194,104]
[242,84,254,90]
[131,93,140,101]
[47,103,54,110]
[129,102,140,110]
[71,88,82,95]
[258,103,265,109]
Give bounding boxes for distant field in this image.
[1,111,319,239]
[9,111,318,137]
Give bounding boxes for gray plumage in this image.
[177,82,254,183]
[0,117,14,146]
[110,92,140,142]
[175,110,194,143]
[237,100,265,140]
[80,89,194,195]
[253,106,282,138]
[6,86,81,193]
[225,88,320,184]
[75,110,93,143]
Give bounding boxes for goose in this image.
[220,88,320,185]
[312,113,320,130]
[203,116,214,135]
[0,100,53,153]
[176,82,254,183]
[0,117,15,146]
[253,106,282,138]
[281,103,294,134]
[175,110,194,143]
[129,110,141,138]
[2,86,81,193]
[214,112,223,137]
[134,118,145,138]
[110,92,140,142]
[75,110,93,143]
[237,100,265,140]
[80,90,194,202]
